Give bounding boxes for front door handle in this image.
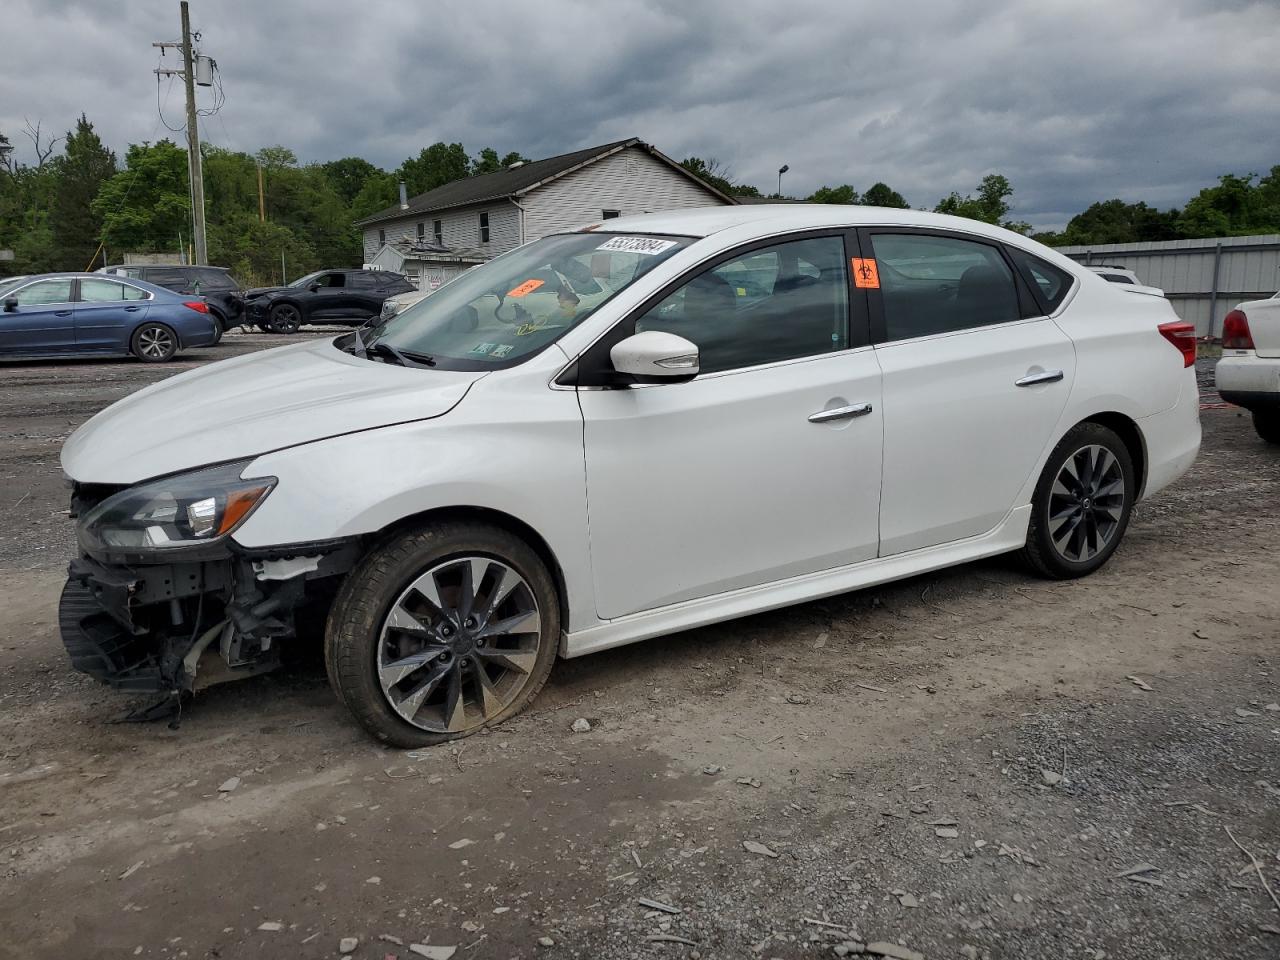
[808,402,873,423]
[54,310,72,317]
[1015,369,1064,387]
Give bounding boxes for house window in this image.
[417,222,425,239]
[433,219,442,244]
[479,212,490,243]
[602,209,621,219]
[378,229,385,245]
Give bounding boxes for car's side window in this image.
[315,273,344,288]
[635,236,849,375]
[79,278,131,302]
[350,272,379,289]
[870,233,1021,342]
[14,279,73,305]
[1006,247,1075,313]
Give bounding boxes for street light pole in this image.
[777,164,789,199]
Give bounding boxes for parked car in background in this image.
[58,206,1200,746]
[99,264,244,339]
[1087,265,1164,298]
[243,269,414,333]
[0,272,220,362]
[1214,291,1280,444]
[374,267,480,325]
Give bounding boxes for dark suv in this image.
[99,264,244,337]
[241,269,414,334]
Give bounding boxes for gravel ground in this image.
[0,342,1277,960]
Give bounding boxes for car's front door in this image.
[0,278,77,355]
[308,272,354,319]
[576,233,884,620]
[74,277,150,351]
[860,228,1076,556]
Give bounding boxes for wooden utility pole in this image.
[154,2,208,264]
[257,165,266,222]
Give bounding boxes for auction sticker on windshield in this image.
[596,236,679,255]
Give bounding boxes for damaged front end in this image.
[59,463,357,697]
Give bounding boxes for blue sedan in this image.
[0,272,221,363]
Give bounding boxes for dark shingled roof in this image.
[357,138,734,226]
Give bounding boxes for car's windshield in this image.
[288,271,324,288]
[364,233,693,370]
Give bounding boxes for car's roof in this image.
[4,272,180,295]
[588,204,1028,244]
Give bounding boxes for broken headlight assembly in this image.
[79,460,276,554]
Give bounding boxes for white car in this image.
[59,207,1201,746]
[1087,265,1165,298]
[1214,292,1280,444]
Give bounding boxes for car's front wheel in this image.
[1021,422,1135,579]
[130,322,179,363]
[1252,411,1280,445]
[325,522,560,747]
[268,303,303,334]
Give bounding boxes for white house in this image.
[356,138,735,277]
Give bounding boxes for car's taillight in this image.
[1157,321,1197,367]
[183,301,210,314]
[1222,309,1254,350]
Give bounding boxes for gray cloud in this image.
[3,0,1278,229]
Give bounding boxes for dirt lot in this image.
[1,337,1277,960]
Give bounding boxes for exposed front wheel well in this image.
[1079,412,1146,498]
[370,506,570,638]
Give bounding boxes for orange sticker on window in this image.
[852,258,880,289]
[507,278,545,298]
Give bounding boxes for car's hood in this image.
[242,285,290,299]
[62,337,486,485]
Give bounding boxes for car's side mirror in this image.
[610,331,699,383]
[307,282,321,292]
[2,297,17,313]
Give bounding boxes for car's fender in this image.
[233,360,597,631]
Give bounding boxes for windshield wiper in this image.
[369,341,436,368]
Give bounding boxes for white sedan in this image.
[59,206,1201,745]
[1214,291,1280,444]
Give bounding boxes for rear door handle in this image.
[808,402,873,423]
[1015,369,1064,387]
[124,306,142,312]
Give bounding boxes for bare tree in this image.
[22,118,64,170]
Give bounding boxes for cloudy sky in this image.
[4,0,1277,229]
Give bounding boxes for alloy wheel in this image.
[377,556,542,733]
[271,305,302,333]
[1047,444,1125,563]
[137,325,174,360]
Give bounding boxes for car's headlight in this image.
[80,460,276,553]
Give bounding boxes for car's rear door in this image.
[576,231,884,619]
[74,277,150,351]
[0,278,77,354]
[859,227,1075,555]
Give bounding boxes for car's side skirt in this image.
[562,505,1032,659]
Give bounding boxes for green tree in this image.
[50,114,116,270]
[678,156,759,197]
[399,142,470,196]
[351,171,398,221]
[860,182,909,208]
[93,140,190,254]
[935,174,1030,233]
[208,214,316,287]
[1176,170,1280,238]
[319,156,382,205]
[808,184,859,204]
[1049,198,1181,246]
[471,148,529,176]
[0,121,64,276]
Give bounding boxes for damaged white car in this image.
[60,207,1200,745]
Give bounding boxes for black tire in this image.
[130,322,179,363]
[268,303,303,334]
[1020,422,1135,579]
[1252,411,1280,445]
[325,521,560,748]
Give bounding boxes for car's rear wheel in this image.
[268,303,303,334]
[1021,422,1135,579]
[1252,411,1280,445]
[130,322,178,363]
[325,522,560,747]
